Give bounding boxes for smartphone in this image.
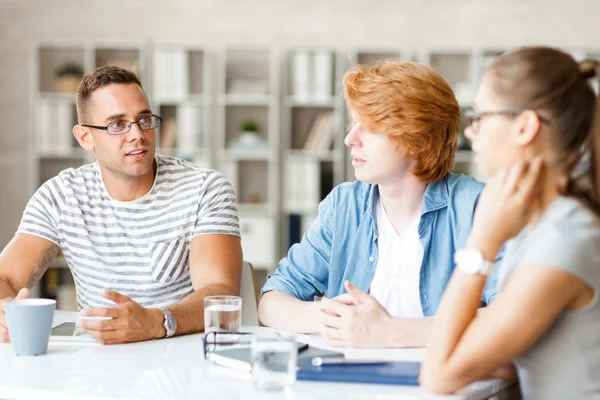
[50,322,96,342]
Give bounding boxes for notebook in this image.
[297,361,421,386]
[206,342,344,373]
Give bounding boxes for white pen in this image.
[310,356,388,367]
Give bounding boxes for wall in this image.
[0,0,599,246]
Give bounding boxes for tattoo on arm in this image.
[26,246,59,289]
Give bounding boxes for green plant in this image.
[241,119,259,133]
[55,62,84,78]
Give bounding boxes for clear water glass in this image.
[204,296,242,333]
[251,336,297,391]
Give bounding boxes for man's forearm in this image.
[384,317,434,348]
[258,291,320,333]
[0,276,16,299]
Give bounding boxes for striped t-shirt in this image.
[17,155,240,309]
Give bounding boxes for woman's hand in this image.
[468,157,544,259]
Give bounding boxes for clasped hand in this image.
[78,289,163,344]
[318,280,391,348]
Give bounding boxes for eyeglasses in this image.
[463,107,551,134]
[81,114,162,135]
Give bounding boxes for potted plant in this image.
[230,119,267,150]
[54,62,84,93]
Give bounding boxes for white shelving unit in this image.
[279,48,349,256]
[214,46,281,271]
[151,44,213,169]
[33,43,596,305]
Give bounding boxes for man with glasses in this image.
[0,66,242,344]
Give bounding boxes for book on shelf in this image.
[221,159,239,198]
[291,50,334,102]
[303,112,334,151]
[285,155,320,213]
[313,50,333,101]
[36,99,75,153]
[287,212,318,248]
[153,48,189,101]
[159,116,177,149]
[292,50,311,102]
[176,104,203,150]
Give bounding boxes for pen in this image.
[310,356,388,367]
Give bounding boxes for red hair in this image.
[343,61,460,183]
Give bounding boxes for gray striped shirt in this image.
[17,155,240,309]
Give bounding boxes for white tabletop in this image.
[0,311,513,400]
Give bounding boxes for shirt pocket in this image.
[148,236,189,283]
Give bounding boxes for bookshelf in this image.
[30,42,595,309]
[279,49,348,257]
[214,47,281,271]
[152,45,213,169]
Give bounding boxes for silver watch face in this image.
[162,308,176,336]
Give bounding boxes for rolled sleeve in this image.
[261,192,335,301]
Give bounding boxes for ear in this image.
[514,110,542,146]
[73,125,94,152]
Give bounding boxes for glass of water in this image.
[204,296,242,333]
[251,335,297,391]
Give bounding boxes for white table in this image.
[0,311,515,400]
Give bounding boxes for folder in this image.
[206,342,344,373]
[296,361,421,386]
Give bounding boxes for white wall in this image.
[1,0,599,246]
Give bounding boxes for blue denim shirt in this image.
[261,173,500,317]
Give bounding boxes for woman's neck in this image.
[528,165,562,226]
[378,174,427,235]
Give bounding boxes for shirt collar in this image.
[365,175,450,239]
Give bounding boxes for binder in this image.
[297,361,421,386]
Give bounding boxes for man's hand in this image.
[79,290,164,344]
[0,288,30,342]
[318,281,392,348]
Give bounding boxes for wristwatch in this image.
[159,306,177,338]
[454,248,493,276]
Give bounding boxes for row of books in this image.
[159,105,204,150]
[302,111,336,151]
[292,50,334,102]
[153,49,191,101]
[284,155,322,213]
[35,100,77,152]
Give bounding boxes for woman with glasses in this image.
[422,47,600,399]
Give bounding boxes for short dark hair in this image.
[76,65,143,122]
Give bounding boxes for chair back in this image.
[240,261,259,326]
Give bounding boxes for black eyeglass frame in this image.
[80,114,163,135]
[463,107,551,134]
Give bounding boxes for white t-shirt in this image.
[17,155,240,309]
[369,198,424,318]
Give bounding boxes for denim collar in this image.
[366,174,450,240]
